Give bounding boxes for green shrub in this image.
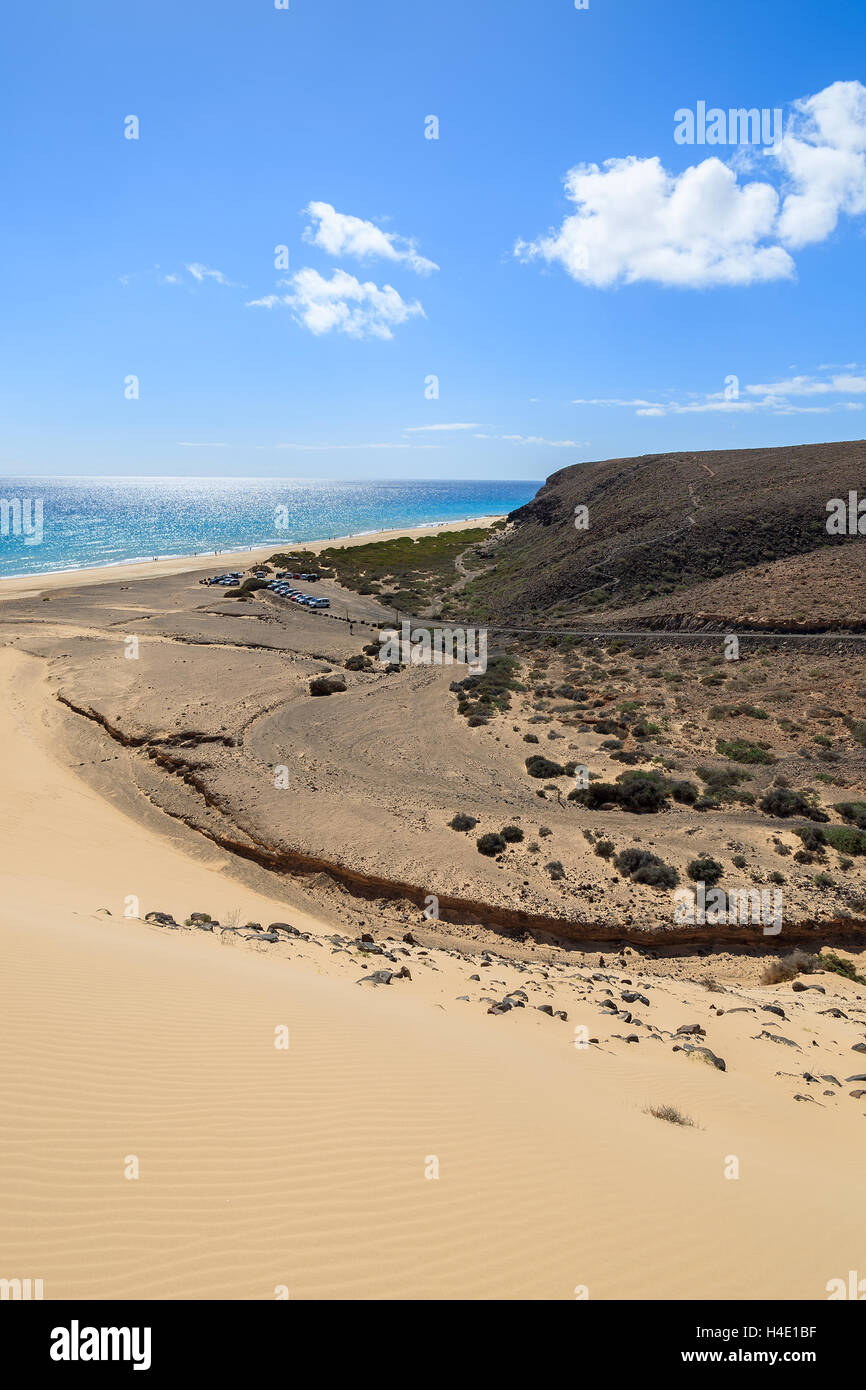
[759,787,829,821]
[669,779,698,804]
[228,577,270,598]
[687,856,724,886]
[449,814,477,832]
[476,833,506,856]
[697,765,752,789]
[594,839,615,858]
[615,848,678,887]
[819,952,866,983]
[716,738,775,765]
[795,825,826,852]
[500,825,524,843]
[525,755,565,779]
[823,825,866,856]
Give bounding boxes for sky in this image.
[2,0,866,480]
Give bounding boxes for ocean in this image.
[0,477,541,580]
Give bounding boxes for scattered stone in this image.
[758,1030,800,1048]
[761,1005,787,1020]
[309,674,347,696]
[680,1044,726,1072]
[357,967,411,986]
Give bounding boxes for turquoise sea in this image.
[0,477,541,579]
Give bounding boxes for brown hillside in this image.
[462,441,866,627]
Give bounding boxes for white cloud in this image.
[573,370,866,417]
[270,441,441,450]
[517,81,866,289]
[186,263,236,286]
[303,202,438,275]
[776,82,866,247]
[572,397,663,408]
[744,371,866,395]
[247,268,426,340]
[404,422,483,432]
[499,434,585,446]
[517,155,789,288]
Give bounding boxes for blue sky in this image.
[2,0,865,479]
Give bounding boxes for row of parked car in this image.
[267,579,330,609]
[199,571,244,587]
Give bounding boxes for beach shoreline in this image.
[0,513,504,600]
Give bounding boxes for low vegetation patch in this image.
[716,737,775,765]
[795,823,866,856]
[526,754,566,779]
[227,577,270,598]
[759,787,829,821]
[819,952,866,983]
[476,832,506,857]
[687,856,724,886]
[614,848,678,887]
[500,824,524,843]
[646,1103,696,1127]
[453,656,520,723]
[570,768,697,815]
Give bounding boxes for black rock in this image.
[762,1004,787,1020]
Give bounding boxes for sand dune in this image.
[2,645,866,1299]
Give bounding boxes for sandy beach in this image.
[0,514,503,601]
[2,516,866,1300]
